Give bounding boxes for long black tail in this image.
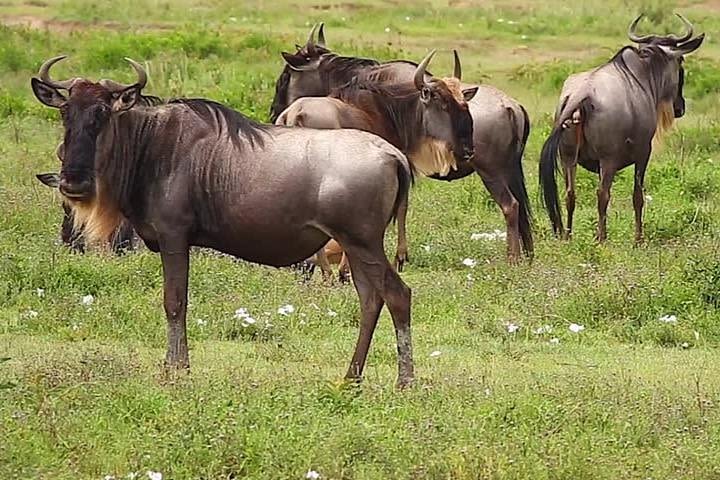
[509,105,534,257]
[539,97,589,236]
[539,121,564,236]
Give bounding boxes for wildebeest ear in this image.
[36,172,61,188]
[111,86,140,112]
[31,78,66,108]
[462,87,479,102]
[673,33,705,57]
[419,86,431,103]
[281,51,314,71]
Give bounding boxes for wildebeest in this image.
[539,14,704,242]
[35,82,164,254]
[277,49,477,269]
[297,239,350,283]
[31,56,415,387]
[271,24,533,263]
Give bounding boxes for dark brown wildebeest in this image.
[539,14,704,242]
[31,56,415,387]
[35,86,164,254]
[277,50,477,270]
[271,25,533,263]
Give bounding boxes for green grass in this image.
[2,0,720,478]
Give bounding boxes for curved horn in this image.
[628,14,653,43]
[38,55,77,90]
[453,49,462,80]
[125,57,148,89]
[100,58,148,93]
[317,22,326,48]
[668,13,693,43]
[306,23,318,53]
[414,49,436,90]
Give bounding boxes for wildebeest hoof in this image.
[394,253,408,272]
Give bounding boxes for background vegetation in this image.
[1,0,720,478]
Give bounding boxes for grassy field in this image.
[2,0,720,478]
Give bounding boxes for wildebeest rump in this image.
[276,50,477,270]
[539,14,704,242]
[31,56,416,387]
[271,25,533,263]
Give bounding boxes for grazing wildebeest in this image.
[271,24,533,263]
[35,86,164,254]
[298,239,350,283]
[539,14,704,242]
[277,50,477,269]
[31,56,415,387]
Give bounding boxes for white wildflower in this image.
[127,473,138,480]
[462,258,477,268]
[405,16,411,21]
[681,342,690,349]
[533,325,553,335]
[569,323,585,333]
[521,34,528,40]
[497,18,505,23]
[71,323,80,331]
[466,274,474,281]
[484,388,492,396]
[384,27,390,33]
[659,314,677,324]
[233,308,249,319]
[228,16,237,22]
[25,309,38,318]
[146,472,162,480]
[645,194,653,202]
[429,350,442,357]
[196,318,207,327]
[422,244,431,252]
[458,23,463,27]
[549,337,560,345]
[277,304,295,316]
[471,230,506,241]
[327,309,338,317]
[306,470,321,480]
[36,288,45,297]
[694,330,700,340]
[103,476,115,480]
[506,322,520,334]
[241,316,257,327]
[81,294,94,306]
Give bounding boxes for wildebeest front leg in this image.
[160,242,190,369]
[633,159,649,244]
[563,162,577,240]
[345,244,414,388]
[596,165,617,243]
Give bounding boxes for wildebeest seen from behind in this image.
[272,25,533,263]
[539,14,704,242]
[31,56,415,388]
[277,50,477,269]
[35,79,164,254]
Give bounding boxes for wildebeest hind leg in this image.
[633,155,650,244]
[343,241,414,388]
[596,165,617,243]
[394,193,409,271]
[479,174,521,263]
[159,238,190,369]
[315,245,334,282]
[563,161,577,240]
[342,256,384,383]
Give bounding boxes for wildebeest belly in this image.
[196,226,330,267]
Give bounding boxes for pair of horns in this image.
[628,13,694,44]
[38,55,148,92]
[413,49,463,90]
[305,22,326,52]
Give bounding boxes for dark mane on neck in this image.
[319,54,379,79]
[331,77,421,151]
[169,98,268,149]
[138,94,164,107]
[270,65,292,122]
[609,45,672,97]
